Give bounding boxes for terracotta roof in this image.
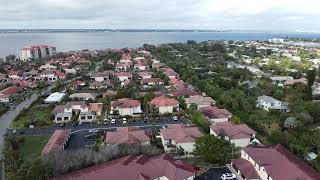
[185,95,216,106]
[232,158,260,179]
[171,88,199,97]
[53,154,197,180]
[160,125,204,143]
[0,86,23,98]
[243,144,320,180]
[141,78,164,84]
[210,121,256,139]
[105,127,151,144]
[88,103,103,113]
[199,106,231,119]
[116,72,132,77]
[111,98,140,108]
[41,129,71,155]
[150,96,179,107]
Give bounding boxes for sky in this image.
[0,0,319,32]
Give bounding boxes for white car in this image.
[111,119,116,124]
[173,116,178,121]
[221,173,236,180]
[89,129,99,133]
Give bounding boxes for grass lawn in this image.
[19,135,50,159]
[10,100,54,129]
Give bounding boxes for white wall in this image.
[158,106,174,114]
[241,150,272,180]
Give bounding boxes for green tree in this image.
[306,69,316,87]
[194,135,232,164]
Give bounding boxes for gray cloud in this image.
[0,0,319,31]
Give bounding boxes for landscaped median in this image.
[10,99,54,129]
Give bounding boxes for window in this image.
[64,117,69,120]
[81,116,86,120]
[87,116,93,120]
[57,117,62,121]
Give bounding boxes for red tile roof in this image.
[111,98,141,108]
[141,78,164,84]
[105,127,151,144]
[199,106,231,119]
[210,121,256,139]
[88,103,103,114]
[171,88,199,97]
[54,154,197,180]
[232,158,260,179]
[150,96,179,107]
[243,144,320,180]
[0,86,23,98]
[41,129,71,155]
[160,125,204,143]
[116,72,132,77]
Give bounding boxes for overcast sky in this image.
[0,0,319,31]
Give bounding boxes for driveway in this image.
[195,167,236,180]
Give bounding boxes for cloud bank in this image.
[0,0,319,31]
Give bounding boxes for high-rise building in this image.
[20,45,56,61]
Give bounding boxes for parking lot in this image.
[195,167,237,180]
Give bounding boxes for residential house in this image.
[150,96,179,114]
[110,98,142,117]
[270,76,294,87]
[105,127,151,146]
[0,86,23,102]
[116,63,131,71]
[91,71,114,82]
[137,71,153,79]
[89,81,113,90]
[160,124,204,153]
[52,101,102,123]
[8,70,22,80]
[231,144,320,180]
[171,88,199,97]
[41,129,71,155]
[185,95,216,109]
[134,61,147,71]
[54,154,198,180]
[210,121,256,147]
[256,95,290,112]
[141,78,164,87]
[115,72,132,82]
[40,69,65,82]
[69,93,96,101]
[199,106,232,123]
[44,92,66,104]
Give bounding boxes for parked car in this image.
[59,123,65,127]
[173,116,178,121]
[72,122,78,126]
[123,118,127,124]
[221,173,236,180]
[111,119,116,124]
[103,120,108,125]
[155,117,159,122]
[89,129,99,133]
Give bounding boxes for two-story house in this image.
[110,98,142,117]
[256,95,290,112]
[150,96,179,114]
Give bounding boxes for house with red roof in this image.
[160,124,204,153]
[141,78,164,87]
[8,70,22,80]
[137,71,153,79]
[40,69,65,82]
[232,144,320,180]
[91,71,114,82]
[134,60,147,71]
[110,98,142,117]
[171,88,199,97]
[115,72,132,82]
[199,106,232,123]
[150,96,179,114]
[41,129,71,155]
[210,121,256,147]
[116,63,132,72]
[105,127,151,146]
[0,86,24,102]
[52,101,103,123]
[54,154,198,180]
